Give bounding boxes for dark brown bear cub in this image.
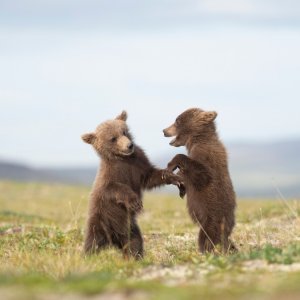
[163,108,236,253]
[82,111,182,259]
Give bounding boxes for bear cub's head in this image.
[163,108,217,147]
[82,111,134,159]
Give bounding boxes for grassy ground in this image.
[0,181,300,300]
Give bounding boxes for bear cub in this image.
[82,111,182,259]
[163,108,236,253]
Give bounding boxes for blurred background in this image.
[0,0,299,197]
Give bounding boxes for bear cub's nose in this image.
[163,129,169,137]
[128,142,134,150]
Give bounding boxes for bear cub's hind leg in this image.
[117,221,144,260]
[198,229,215,253]
[84,214,110,254]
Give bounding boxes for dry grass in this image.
[0,181,300,300]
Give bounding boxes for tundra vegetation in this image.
[0,181,300,300]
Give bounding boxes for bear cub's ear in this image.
[202,111,218,123]
[81,133,96,144]
[115,110,127,121]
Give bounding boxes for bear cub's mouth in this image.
[120,144,135,156]
[121,149,134,156]
[169,137,178,146]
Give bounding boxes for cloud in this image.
[200,0,256,15]
[1,0,300,166]
[198,0,300,18]
[1,26,300,166]
[1,0,300,31]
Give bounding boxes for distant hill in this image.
[227,139,300,198]
[0,160,97,186]
[0,139,299,198]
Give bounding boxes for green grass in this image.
[0,180,300,300]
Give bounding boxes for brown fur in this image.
[163,108,236,253]
[82,111,182,259]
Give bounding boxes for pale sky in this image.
[0,0,300,166]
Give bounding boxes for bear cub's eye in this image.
[111,137,117,142]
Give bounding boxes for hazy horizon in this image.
[1,136,300,168]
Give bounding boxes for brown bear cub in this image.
[82,111,183,259]
[163,108,236,253]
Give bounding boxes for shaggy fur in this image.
[82,111,182,259]
[163,108,236,253]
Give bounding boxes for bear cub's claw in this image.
[162,170,183,186]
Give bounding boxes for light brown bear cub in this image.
[82,111,182,259]
[163,108,236,253]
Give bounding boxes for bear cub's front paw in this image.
[118,194,143,213]
[167,154,187,172]
[162,170,182,185]
[162,169,185,199]
[178,183,186,198]
[127,195,143,213]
